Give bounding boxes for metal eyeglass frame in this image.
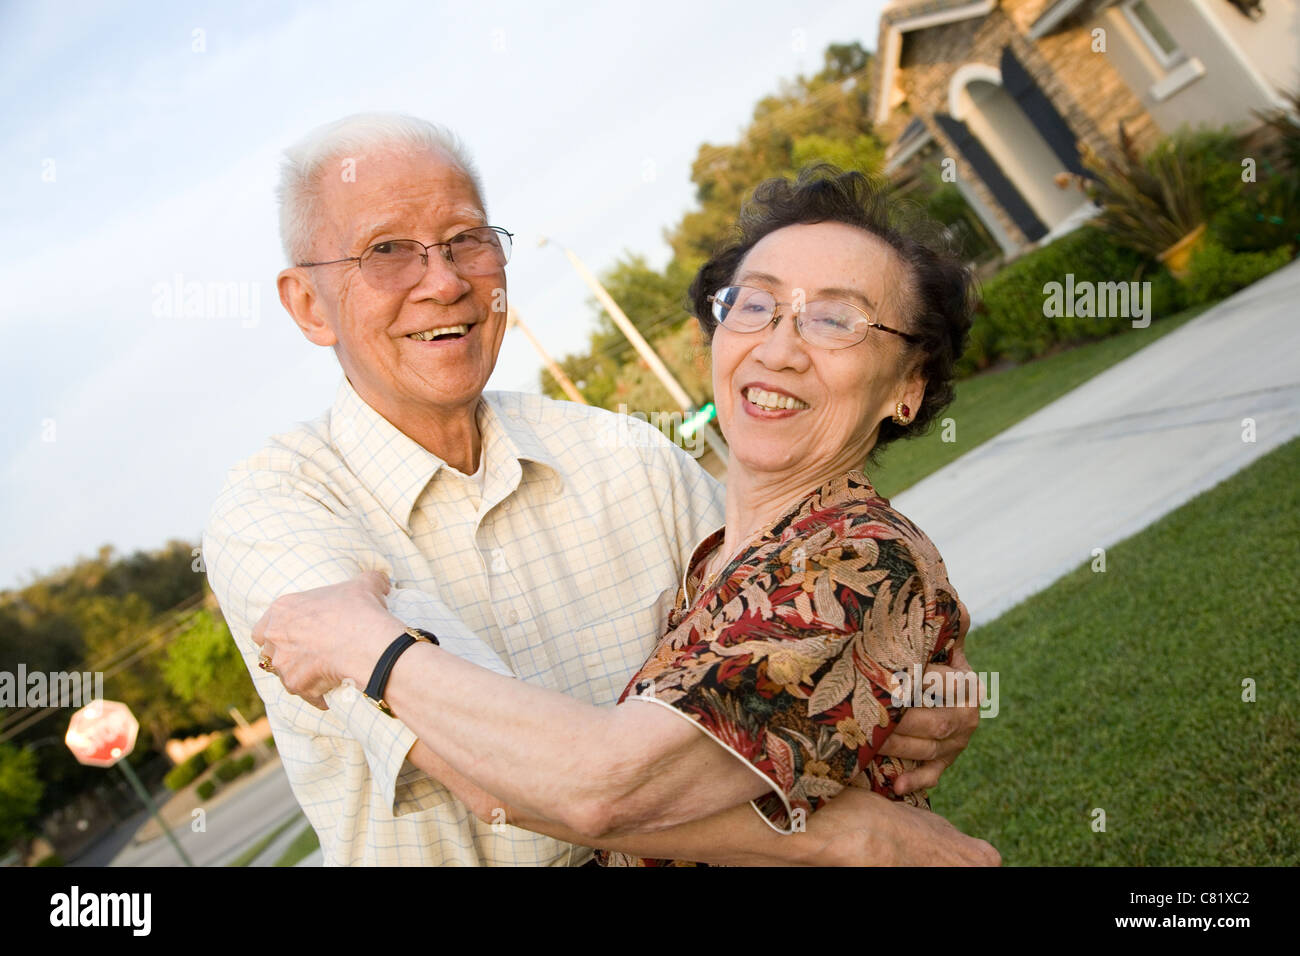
[296,226,515,282]
[707,285,920,349]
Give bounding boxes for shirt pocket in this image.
[577,586,677,707]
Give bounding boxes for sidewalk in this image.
[895,260,1300,628]
[132,750,284,845]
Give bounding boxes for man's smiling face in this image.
[292,147,508,426]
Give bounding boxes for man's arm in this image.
[218,459,983,862]
[203,465,469,814]
[256,573,995,858]
[403,740,999,866]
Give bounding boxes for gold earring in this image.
[892,401,912,425]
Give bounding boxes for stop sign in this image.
[64,699,139,768]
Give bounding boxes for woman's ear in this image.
[896,358,927,425]
[904,368,927,422]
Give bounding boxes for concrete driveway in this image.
[895,259,1300,628]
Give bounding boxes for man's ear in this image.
[278,268,337,347]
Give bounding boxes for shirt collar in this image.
[329,375,564,532]
[476,393,566,497]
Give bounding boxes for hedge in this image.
[163,753,207,791]
[213,753,258,784]
[1182,240,1293,307]
[962,226,1183,375]
[202,732,237,765]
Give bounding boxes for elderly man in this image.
[204,112,994,866]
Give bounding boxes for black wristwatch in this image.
[363,626,439,716]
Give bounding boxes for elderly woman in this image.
[256,165,986,865]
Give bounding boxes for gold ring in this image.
[258,655,275,673]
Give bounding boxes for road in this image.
[110,759,304,867]
[895,259,1300,627]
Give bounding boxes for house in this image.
[872,0,1300,256]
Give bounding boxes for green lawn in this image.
[932,436,1300,865]
[273,823,321,867]
[869,305,1210,498]
[226,813,301,867]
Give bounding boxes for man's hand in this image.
[252,570,401,710]
[878,642,982,795]
[802,784,1000,866]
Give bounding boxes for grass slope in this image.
[933,436,1300,865]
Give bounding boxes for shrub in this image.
[1083,126,1210,259]
[1181,240,1292,306]
[163,753,207,792]
[202,732,237,765]
[1210,175,1300,255]
[213,759,243,783]
[35,853,65,867]
[213,753,258,784]
[964,226,1178,372]
[196,780,217,801]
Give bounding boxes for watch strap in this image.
[363,626,439,716]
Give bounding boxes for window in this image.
[1122,0,1186,67]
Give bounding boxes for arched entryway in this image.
[939,51,1096,246]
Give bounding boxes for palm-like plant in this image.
[1081,123,1207,259]
[1252,85,1300,203]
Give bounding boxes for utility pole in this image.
[506,306,588,405]
[538,237,728,464]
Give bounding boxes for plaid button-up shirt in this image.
[203,374,724,865]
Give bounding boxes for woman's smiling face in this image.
[711,221,927,481]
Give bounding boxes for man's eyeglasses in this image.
[707,285,919,350]
[297,226,513,291]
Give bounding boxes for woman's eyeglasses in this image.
[297,226,513,291]
[707,285,919,350]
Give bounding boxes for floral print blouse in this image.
[597,469,968,866]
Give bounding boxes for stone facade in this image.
[874,0,1175,251]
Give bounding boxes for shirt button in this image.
[502,500,513,513]
[504,608,519,626]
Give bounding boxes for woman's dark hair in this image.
[688,163,977,456]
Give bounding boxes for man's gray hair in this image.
[276,112,485,265]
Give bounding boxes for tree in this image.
[162,610,263,724]
[99,539,205,614]
[541,42,890,410]
[540,38,996,408]
[74,593,179,752]
[0,742,43,852]
[545,255,698,408]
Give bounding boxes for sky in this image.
[0,0,890,591]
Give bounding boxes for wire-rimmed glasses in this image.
[297,226,513,291]
[707,284,919,349]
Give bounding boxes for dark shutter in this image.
[934,112,1048,242]
[1000,45,1086,176]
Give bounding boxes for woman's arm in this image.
[256,573,779,838]
[404,739,999,866]
[371,636,776,839]
[256,525,968,843]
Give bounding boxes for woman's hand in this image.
[878,640,983,794]
[805,785,1001,866]
[252,570,403,710]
